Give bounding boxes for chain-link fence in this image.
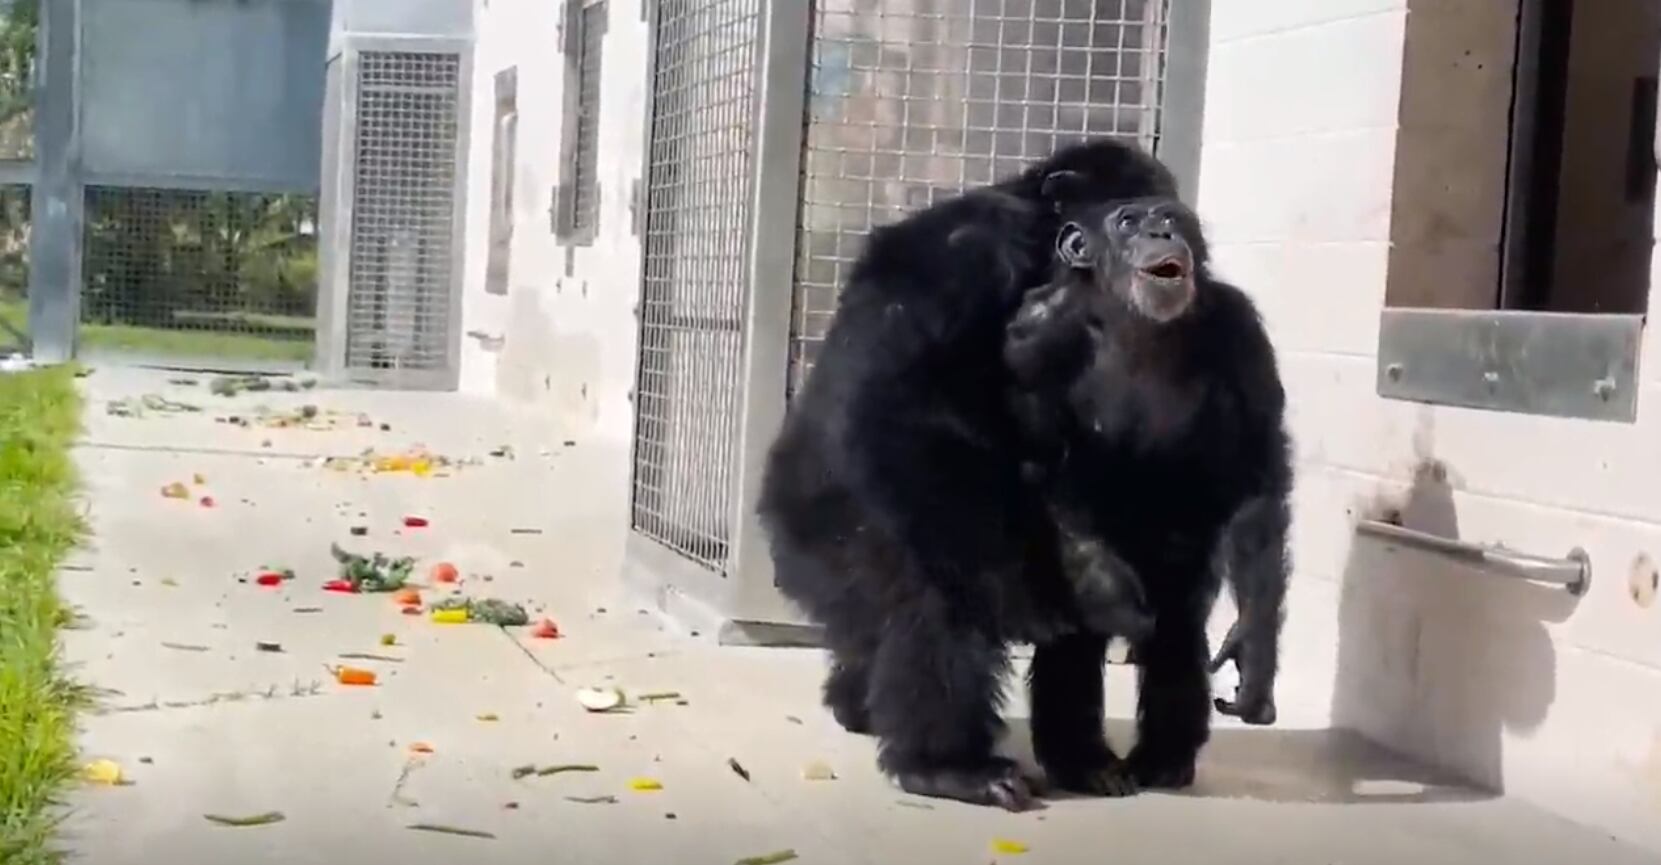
[78,188,318,365]
[0,184,28,354]
[0,0,34,355]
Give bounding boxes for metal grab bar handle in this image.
[1354,519,1592,596]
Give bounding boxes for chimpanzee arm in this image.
[1210,484,1290,725]
[1207,284,1293,727]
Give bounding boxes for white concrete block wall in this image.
[450,0,1661,847]
[459,0,649,451]
[1197,0,1661,851]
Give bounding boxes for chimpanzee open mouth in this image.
[1139,258,1189,281]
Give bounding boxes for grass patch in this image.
[77,323,313,365]
[0,365,86,865]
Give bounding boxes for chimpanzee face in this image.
[1055,198,1204,324]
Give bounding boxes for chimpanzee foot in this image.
[1127,747,1198,790]
[893,758,1038,811]
[1046,755,1139,798]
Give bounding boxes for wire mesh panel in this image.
[571,1,607,237]
[0,184,28,353]
[0,0,36,162]
[631,0,763,571]
[79,187,319,366]
[788,0,1171,393]
[344,50,463,381]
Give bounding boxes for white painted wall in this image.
[453,0,1661,848]
[458,0,649,451]
[1197,0,1661,850]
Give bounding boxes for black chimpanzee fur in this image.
[755,139,1179,811]
[1004,196,1292,796]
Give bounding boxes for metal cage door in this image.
[629,0,767,574]
[321,39,473,391]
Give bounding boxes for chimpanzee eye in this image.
[1116,211,1140,231]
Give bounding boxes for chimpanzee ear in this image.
[1056,222,1090,269]
[1039,169,1087,211]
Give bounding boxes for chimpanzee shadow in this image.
[996,716,1490,805]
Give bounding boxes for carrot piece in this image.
[335,666,377,686]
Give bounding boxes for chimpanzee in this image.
[756,139,1180,811]
[1003,195,1292,796]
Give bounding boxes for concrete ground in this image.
[51,367,1661,865]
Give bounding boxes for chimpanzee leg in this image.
[1128,592,1213,789]
[1029,632,1138,796]
[867,601,1034,811]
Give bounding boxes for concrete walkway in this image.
[52,368,1661,865]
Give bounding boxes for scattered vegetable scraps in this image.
[728,758,751,782]
[330,543,415,592]
[160,482,190,499]
[430,561,459,584]
[82,759,124,785]
[254,570,291,587]
[628,778,663,792]
[199,496,216,509]
[431,596,529,626]
[334,666,377,686]
[407,823,495,840]
[392,587,422,606]
[338,652,402,663]
[403,516,430,528]
[735,851,799,865]
[991,838,1030,855]
[530,618,561,639]
[204,811,286,827]
[565,795,618,805]
[431,608,468,624]
[576,687,626,713]
[801,760,837,781]
[537,764,598,777]
[409,742,434,754]
[210,373,316,397]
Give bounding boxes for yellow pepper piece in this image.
[431,608,468,624]
[627,777,663,792]
[83,759,124,785]
[991,838,1029,855]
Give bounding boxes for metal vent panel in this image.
[572,1,607,236]
[344,50,463,378]
[787,0,1172,394]
[630,0,763,571]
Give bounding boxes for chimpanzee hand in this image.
[1209,619,1278,726]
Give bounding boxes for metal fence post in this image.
[28,0,80,364]
[728,0,812,623]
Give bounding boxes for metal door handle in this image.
[1354,519,1591,596]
